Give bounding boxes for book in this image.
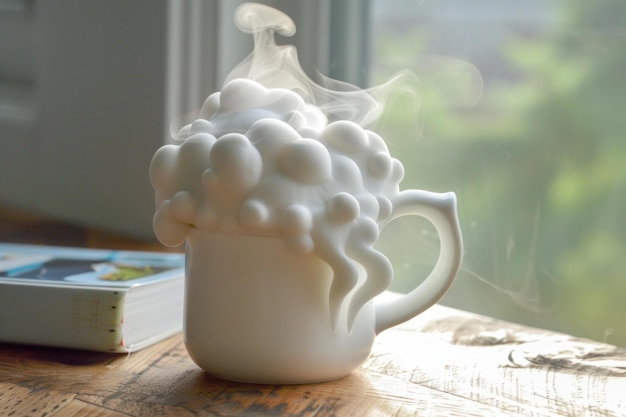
[0,243,185,353]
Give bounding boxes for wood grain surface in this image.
[2,304,625,417]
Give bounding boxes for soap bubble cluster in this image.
[150,79,405,329]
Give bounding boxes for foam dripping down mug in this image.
[150,79,463,383]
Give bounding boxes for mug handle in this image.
[375,190,463,334]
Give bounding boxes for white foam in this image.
[150,4,414,331]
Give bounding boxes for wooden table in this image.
[1,208,625,416]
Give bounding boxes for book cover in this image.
[0,243,185,352]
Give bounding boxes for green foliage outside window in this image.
[371,0,626,345]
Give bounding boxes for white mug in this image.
[183,189,462,384]
[150,76,464,384]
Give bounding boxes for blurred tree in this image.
[372,0,626,345]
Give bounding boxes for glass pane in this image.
[370,0,626,346]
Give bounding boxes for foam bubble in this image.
[170,191,196,224]
[323,120,369,154]
[239,199,270,230]
[279,139,332,184]
[280,204,313,235]
[367,151,393,180]
[326,192,360,224]
[208,133,263,194]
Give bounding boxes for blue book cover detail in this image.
[0,243,184,288]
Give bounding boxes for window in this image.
[369,0,626,345]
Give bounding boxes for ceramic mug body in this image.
[184,231,376,384]
[183,190,463,384]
